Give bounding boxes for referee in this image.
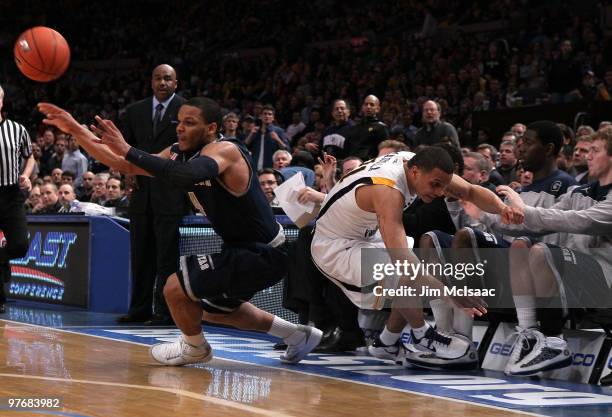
[0,84,34,313]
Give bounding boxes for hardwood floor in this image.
[0,320,528,417]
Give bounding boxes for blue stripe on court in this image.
[71,325,612,417]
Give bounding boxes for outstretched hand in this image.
[89,116,131,157]
[38,102,81,134]
[446,294,488,318]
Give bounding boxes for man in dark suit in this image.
[117,64,189,325]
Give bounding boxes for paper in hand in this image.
[274,172,319,227]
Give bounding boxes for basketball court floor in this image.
[1,301,612,417]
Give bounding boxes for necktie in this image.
[153,103,164,136]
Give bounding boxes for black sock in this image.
[536,297,566,337]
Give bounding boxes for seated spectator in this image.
[51,168,63,187]
[58,184,76,209]
[257,168,283,211]
[104,177,129,216]
[35,183,62,214]
[75,171,95,202]
[377,139,410,156]
[61,170,76,186]
[280,151,316,187]
[25,185,42,213]
[90,172,109,205]
[462,152,497,193]
[519,169,533,188]
[272,149,292,170]
[341,156,363,176]
[572,135,592,184]
[576,125,595,137]
[476,143,505,186]
[498,140,519,184]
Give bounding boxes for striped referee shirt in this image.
[0,118,32,186]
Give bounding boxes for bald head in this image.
[361,95,381,118]
[151,64,177,102]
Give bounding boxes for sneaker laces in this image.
[425,328,453,349]
[506,326,536,364]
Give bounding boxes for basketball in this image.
[13,26,70,82]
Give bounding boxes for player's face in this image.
[412,167,452,203]
[151,65,177,102]
[521,129,547,172]
[587,139,611,180]
[176,105,212,152]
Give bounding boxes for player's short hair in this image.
[593,127,612,155]
[527,120,564,156]
[434,143,464,176]
[185,97,222,127]
[409,146,454,175]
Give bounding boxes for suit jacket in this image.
[123,94,189,215]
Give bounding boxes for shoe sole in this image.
[412,342,471,360]
[368,346,399,361]
[404,351,479,371]
[507,355,573,376]
[280,328,323,364]
[149,344,213,366]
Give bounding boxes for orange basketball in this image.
[14,26,70,82]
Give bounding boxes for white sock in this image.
[430,299,453,333]
[514,295,537,329]
[452,305,474,339]
[411,323,430,339]
[268,316,300,342]
[379,326,401,346]
[183,332,205,347]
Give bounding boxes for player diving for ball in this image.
[310,148,524,366]
[38,98,322,366]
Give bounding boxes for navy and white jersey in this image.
[519,169,578,208]
[169,138,281,246]
[490,180,612,286]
